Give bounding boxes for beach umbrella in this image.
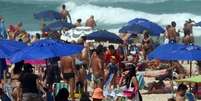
[148,42,185,60]
[45,21,74,31]
[120,18,165,36]
[33,10,62,21]
[195,21,201,27]
[172,44,201,76]
[149,43,201,76]
[11,39,83,63]
[171,45,201,61]
[176,75,201,83]
[119,24,144,35]
[86,30,123,43]
[0,40,27,58]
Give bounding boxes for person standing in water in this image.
[60,4,72,23]
[85,15,96,29]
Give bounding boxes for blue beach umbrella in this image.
[0,40,27,58]
[171,45,201,61]
[86,30,123,43]
[119,24,144,35]
[33,10,62,21]
[148,42,185,60]
[195,21,201,27]
[120,18,165,36]
[11,39,83,63]
[45,21,74,31]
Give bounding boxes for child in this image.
[105,56,118,89]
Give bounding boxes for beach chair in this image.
[52,82,68,96]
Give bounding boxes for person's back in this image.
[20,64,44,101]
[60,56,74,73]
[20,73,38,94]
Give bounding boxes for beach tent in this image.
[0,40,27,58]
[119,18,165,36]
[33,10,62,21]
[44,21,74,31]
[86,30,123,43]
[11,39,83,63]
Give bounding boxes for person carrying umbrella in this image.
[60,4,72,23]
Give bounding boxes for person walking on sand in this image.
[60,56,76,100]
[85,15,96,29]
[60,4,72,23]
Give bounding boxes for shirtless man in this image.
[184,19,194,34]
[90,49,104,87]
[85,15,96,29]
[60,4,72,23]
[60,56,75,100]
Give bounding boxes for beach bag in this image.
[123,82,136,99]
[123,89,135,99]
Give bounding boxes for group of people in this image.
[60,4,96,29]
[164,19,195,45]
[0,3,201,101]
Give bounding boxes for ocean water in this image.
[0,0,201,44]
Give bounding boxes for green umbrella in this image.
[176,75,201,83]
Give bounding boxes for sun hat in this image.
[92,87,104,99]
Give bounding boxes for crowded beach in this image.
[0,4,201,101]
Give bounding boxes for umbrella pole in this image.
[190,61,192,77]
[171,61,174,97]
[189,61,192,91]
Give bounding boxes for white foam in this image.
[63,1,201,36]
[87,0,169,4]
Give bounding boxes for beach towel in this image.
[136,73,145,90]
[144,69,168,77]
[103,73,114,96]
